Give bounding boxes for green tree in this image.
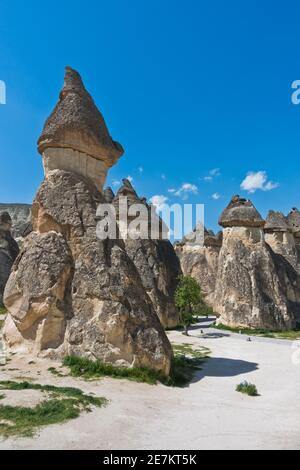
[175,275,203,335]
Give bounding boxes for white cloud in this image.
[212,192,221,200]
[204,168,221,182]
[138,167,143,174]
[210,168,221,177]
[168,188,176,193]
[240,171,279,193]
[161,174,166,180]
[149,195,168,211]
[112,180,121,187]
[174,183,198,199]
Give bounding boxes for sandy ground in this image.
[0,319,300,450]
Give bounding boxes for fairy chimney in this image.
[37,66,124,191]
[214,196,295,330]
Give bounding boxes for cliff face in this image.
[3,68,173,375]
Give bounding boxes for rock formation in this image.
[37,66,124,192]
[0,203,32,240]
[3,67,172,375]
[0,212,19,306]
[175,227,222,306]
[264,210,298,270]
[112,179,181,328]
[287,208,300,271]
[214,196,296,330]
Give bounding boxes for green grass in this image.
[63,344,210,388]
[169,344,210,387]
[214,323,300,340]
[63,356,163,385]
[0,306,7,315]
[236,381,259,397]
[0,381,107,438]
[47,367,67,378]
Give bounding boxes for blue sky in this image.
[0,0,299,232]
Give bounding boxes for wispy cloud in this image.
[126,175,134,183]
[161,174,166,180]
[204,168,221,182]
[173,183,198,200]
[138,167,143,174]
[112,180,121,187]
[212,192,221,200]
[240,171,279,193]
[149,195,168,211]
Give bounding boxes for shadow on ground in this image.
[191,357,259,384]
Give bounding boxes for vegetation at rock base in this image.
[214,323,300,340]
[63,343,210,388]
[236,381,259,397]
[0,381,107,438]
[175,276,211,335]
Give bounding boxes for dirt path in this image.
[0,321,300,450]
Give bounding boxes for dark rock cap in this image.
[287,207,300,236]
[264,211,289,232]
[38,67,124,166]
[219,195,265,228]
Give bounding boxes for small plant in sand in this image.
[236,381,259,397]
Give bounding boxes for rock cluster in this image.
[112,179,181,328]
[177,195,300,330]
[3,67,172,375]
[0,212,19,306]
[175,226,222,306]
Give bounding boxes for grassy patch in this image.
[63,356,162,385]
[236,381,259,397]
[0,381,107,438]
[47,367,67,378]
[214,323,300,340]
[63,344,210,388]
[169,344,210,387]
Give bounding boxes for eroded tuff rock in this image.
[264,210,299,271]
[175,227,222,306]
[37,67,124,192]
[112,179,181,328]
[4,171,172,374]
[214,196,296,330]
[3,67,172,375]
[0,203,32,240]
[0,212,19,306]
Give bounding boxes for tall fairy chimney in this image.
[37,66,124,191]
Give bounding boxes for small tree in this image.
[175,276,203,335]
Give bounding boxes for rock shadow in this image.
[191,356,259,384]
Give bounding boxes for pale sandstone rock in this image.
[214,196,296,330]
[37,67,124,191]
[175,227,222,306]
[112,179,181,329]
[4,171,172,375]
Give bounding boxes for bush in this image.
[236,381,258,397]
